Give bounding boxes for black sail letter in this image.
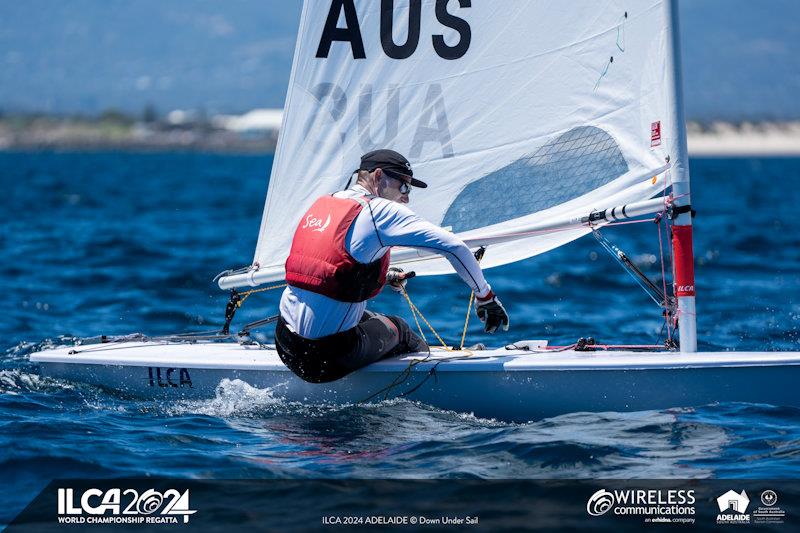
[433,0,471,60]
[316,0,366,59]
[380,0,422,59]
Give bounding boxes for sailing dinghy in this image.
[31,0,800,421]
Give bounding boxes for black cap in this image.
[359,149,428,188]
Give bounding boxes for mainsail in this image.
[219,0,688,285]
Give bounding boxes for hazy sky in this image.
[1,0,799,120]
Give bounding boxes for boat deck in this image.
[30,341,800,372]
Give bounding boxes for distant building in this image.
[167,109,192,126]
[214,109,283,134]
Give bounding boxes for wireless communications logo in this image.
[586,488,696,524]
[57,487,196,525]
[587,490,615,516]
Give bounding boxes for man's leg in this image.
[382,315,429,355]
[340,311,428,371]
[275,316,358,383]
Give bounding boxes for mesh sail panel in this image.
[443,127,629,233]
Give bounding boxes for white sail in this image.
[220,0,685,288]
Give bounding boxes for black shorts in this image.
[274,311,428,383]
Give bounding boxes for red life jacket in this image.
[284,195,390,302]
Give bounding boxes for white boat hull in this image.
[31,342,800,421]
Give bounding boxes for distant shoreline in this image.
[0,113,278,155]
[687,122,800,157]
[2,116,798,157]
[0,143,275,156]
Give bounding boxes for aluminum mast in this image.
[665,0,697,352]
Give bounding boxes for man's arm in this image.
[368,200,491,297]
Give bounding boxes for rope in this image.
[359,353,433,402]
[593,230,663,307]
[67,331,233,355]
[663,169,678,340]
[398,246,484,351]
[238,283,287,306]
[359,351,497,403]
[399,286,450,349]
[406,294,428,343]
[459,292,475,350]
[656,214,673,341]
[666,175,681,332]
[365,261,486,402]
[237,277,477,355]
[603,218,655,227]
[66,283,290,354]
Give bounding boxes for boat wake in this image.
[166,378,292,418]
[161,376,519,427]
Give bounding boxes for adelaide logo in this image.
[716,490,750,524]
[586,489,615,516]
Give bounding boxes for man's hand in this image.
[475,291,509,334]
[386,267,415,292]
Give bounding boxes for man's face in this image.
[375,169,410,204]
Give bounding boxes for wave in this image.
[0,369,76,395]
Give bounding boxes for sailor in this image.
[275,149,509,383]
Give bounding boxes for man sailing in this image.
[275,149,509,383]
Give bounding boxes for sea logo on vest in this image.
[302,213,332,233]
[716,490,750,524]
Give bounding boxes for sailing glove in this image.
[386,267,414,292]
[476,290,510,334]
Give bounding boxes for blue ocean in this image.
[2,152,799,524]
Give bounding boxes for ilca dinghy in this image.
[32,0,800,421]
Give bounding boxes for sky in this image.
[1,0,799,121]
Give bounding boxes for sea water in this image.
[2,152,799,523]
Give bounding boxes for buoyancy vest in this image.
[284,195,390,302]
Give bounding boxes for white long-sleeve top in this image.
[279,185,491,338]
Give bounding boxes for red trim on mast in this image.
[672,224,695,297]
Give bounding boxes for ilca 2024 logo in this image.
[57,487,196,525]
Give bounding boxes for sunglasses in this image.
[382,168,412,194]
